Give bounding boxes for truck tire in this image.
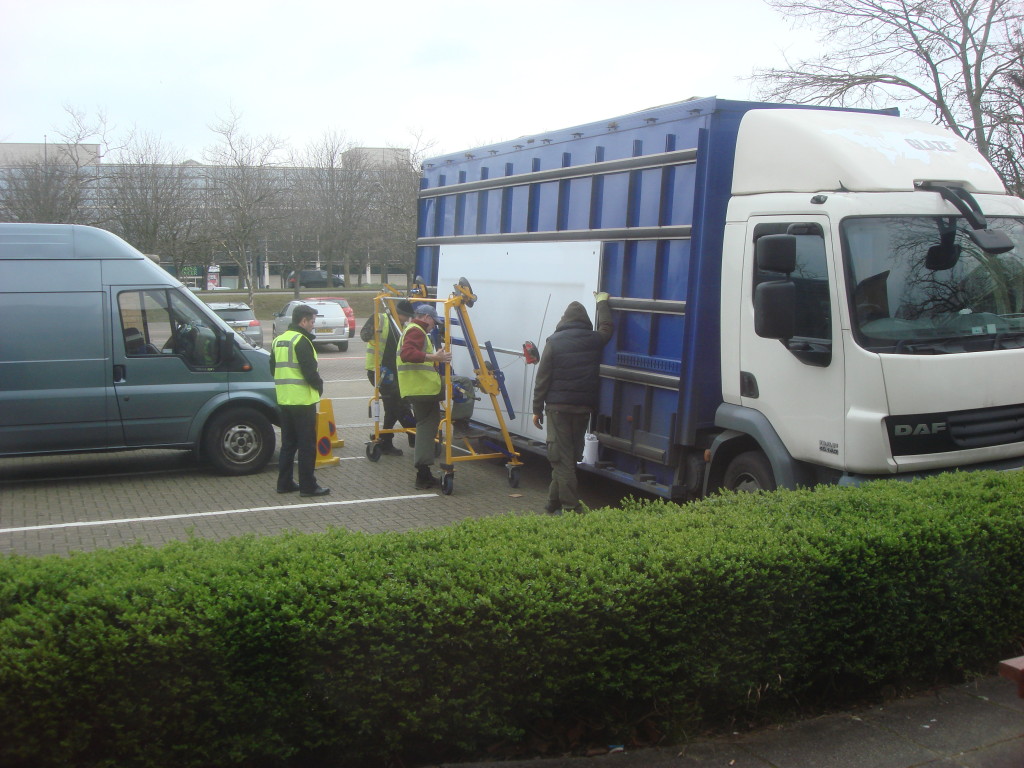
[722,451,776,493]
[203,407,275,475]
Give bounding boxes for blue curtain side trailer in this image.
[415,97,890,500]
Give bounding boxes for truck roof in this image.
[421,96,894,168]
[731,109,1005,196]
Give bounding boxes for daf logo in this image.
[894,422,947,436]
[905,138,956,153]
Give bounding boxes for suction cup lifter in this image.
[917,182,1015,254]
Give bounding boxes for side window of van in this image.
[118,290,222,368]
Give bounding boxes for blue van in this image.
[0,224,279,474]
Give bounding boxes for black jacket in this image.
[532,300,613,415]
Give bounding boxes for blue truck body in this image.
[415,97,1024,498]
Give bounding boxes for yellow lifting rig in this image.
[365,277,526,495]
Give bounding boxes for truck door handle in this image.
[114,364,126,382]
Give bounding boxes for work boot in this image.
[414,465,439,489]
[380,442,404,457]
[543,500,561,515]
[300,486,331,497]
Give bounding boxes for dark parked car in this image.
[286,269,345,289]
[207,302,264,348]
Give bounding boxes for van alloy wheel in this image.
[203,407,275,475]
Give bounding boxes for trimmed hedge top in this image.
[1,470,1023,766]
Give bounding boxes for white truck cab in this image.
[721,109,1024,487]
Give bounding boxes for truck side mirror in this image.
[755,281,796,340]
[754,234,797,339]
[966,227,1015,255]
[926,231,961,271]
[756,234,797,273]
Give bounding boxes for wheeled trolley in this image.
[432,278,526,495]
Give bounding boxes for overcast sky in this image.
[1,0,819,162]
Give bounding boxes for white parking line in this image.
[0,493,438,534]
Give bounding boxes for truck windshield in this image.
[842,216,1024,353]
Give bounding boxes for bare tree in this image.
[368,138,431,285]
[0,106,109,224]
[204,110,287,306]
[293,133,376,288]
[100,133,210,279]
[986,38,1024,195]
[753,0,1024,188]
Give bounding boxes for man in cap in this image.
[270,303,331,497]
[532,291,613,513]
[360,299,416,455]
[398,302,451,489]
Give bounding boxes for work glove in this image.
[594,291,610,303]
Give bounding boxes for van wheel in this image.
[204,407,275,475]
[722,451,776,493]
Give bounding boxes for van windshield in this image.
[842,216,1024,353]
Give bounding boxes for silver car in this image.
[208,302,264,348]
[272,300,350,352]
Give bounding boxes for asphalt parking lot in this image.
[0,333,644,557]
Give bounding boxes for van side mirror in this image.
[220,334,236,363]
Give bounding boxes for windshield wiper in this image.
[892,332,1024,354]
[894,338,961,354]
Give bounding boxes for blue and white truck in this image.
[416,97,1024,499]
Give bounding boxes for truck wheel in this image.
[203,407,275,475]
[722,451,776,493]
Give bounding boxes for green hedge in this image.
[2,471,1023,766]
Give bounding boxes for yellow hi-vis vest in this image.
[273,330,320,406]
[364,313,391,371]
[397,323,441,397]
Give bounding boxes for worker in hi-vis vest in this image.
[270,304,330,497]
[398,303,451,489]
[360,298,416,456]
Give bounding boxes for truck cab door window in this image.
[753,222,832,365]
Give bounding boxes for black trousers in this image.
[277,404,318,492]
[367,370,414,444]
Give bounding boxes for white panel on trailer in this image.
[437,242,602,442]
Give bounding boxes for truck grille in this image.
[886,402,1024,456]
[948,404,1024,449]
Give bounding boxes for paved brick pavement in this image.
[0,334,645,556]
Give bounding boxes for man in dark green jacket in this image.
[531,292,613,514]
